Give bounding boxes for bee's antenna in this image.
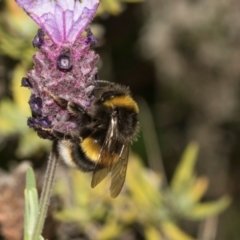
[93,80,114,97]
[96,80,113,85]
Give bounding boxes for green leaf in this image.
[161,221,195,240]
[98,219,123,240]
[26,167,37,190]
[171,142,199,192]
[126,157,162,207]
[186,177,209,203]
[24,167,44,240]
[145,225,162,240]
[186,195,231,220]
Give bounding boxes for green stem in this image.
[31,141,58,240]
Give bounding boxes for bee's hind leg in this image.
[67,101,92,125]
[43,88,69,107]
[51,129,74,140]
[43,88,89,116]
[43,88,91,125]
[68,101,87,115]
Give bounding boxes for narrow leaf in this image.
[26,167,37,190]
[24,167,40,240]
[187,177,209,203]
[161,221,195,240]
[171,142,199,191]
[145,225,162,240]
[186,196,231,220]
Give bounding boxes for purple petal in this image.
[21,77,32,88]
[85,28,98,46]
[29,95,43,116]
[32,29,45,48]
[39,116,52,128]
[16,0,100,45]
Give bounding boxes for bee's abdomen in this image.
[80,137,101,163]
[58,140,96,172]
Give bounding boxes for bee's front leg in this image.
[68,101,88,115]
[67,101,92,126]
[43,88,89,115]
[43,88,91,125]
[43,88,69,107]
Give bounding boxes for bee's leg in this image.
[51,129,73,140]
[49,128,77,140]
[43,88,69,107]
[43,88,91,124]
[43,88,89,117]
[31,118,73,140]
[68,101,87,115]
[68,101,92,124]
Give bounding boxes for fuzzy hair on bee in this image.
[43,80,139,198]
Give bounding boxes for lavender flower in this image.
[16,0,100,140]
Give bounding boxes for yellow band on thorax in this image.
[103,96,139,113]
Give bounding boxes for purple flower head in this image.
[16,0,100,45]
[16,0,100,140]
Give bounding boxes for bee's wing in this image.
[91,114,119,188]
[110,144,129,198]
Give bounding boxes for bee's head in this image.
[92,81,138,113]
[100,90,120,102]
[94,83,130,103]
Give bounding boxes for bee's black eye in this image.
[57,53,73,71]
[21,77,32,88]
[29,95,43,116]
[32,29,45,48]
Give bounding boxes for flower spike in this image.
[15,0,100,140]
[16,0,100,45]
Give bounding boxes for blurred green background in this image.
[0,0,239,239]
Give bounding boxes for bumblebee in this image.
[46,81,139,197]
